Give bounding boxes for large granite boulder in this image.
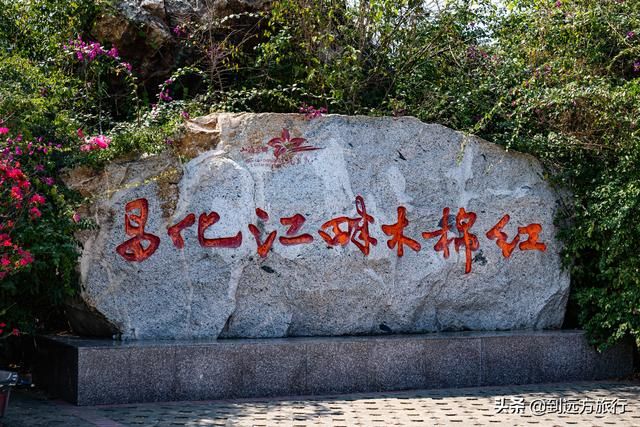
[65,113,570,339]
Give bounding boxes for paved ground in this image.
[1,381,639,426]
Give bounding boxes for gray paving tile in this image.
[2,380,639,426]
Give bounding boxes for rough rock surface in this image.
[92,0,269,81]
[66,113,570,339]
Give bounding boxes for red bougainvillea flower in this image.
[267,128,320,159]
[29,194,45,205]
[29,207,42,219]
[10,186,22,200]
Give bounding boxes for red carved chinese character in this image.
[518,224,547,251]
[116,198,160,262]
[318,196,377,255]
[248,208,277,257]
[485,214,520,258]
[381,206,421,257]
[198,212,242,248]
[351,196,377,255]
[167,213,195,249]
[453,208,479,274]
[318,216,356,246]
[422,207,454,258]
[279,213,314,246]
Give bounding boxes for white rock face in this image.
[67,113,570,339]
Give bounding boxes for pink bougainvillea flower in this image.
[20,250,33,264]
[172,25,186,37]
[299,103,328,120]
[92,135,111,149]
[11,328,19,336]
[1,236,10,244]
[159,90,172,102]
[29,194,45,205]
[77,128,85,139]
[81,135,111,152]
[5,167,23,180]
[42,177,54,186]
[10,186,22,200]
[29,207,42,219]
[87,42,105,61]
[0,127,9,135]
[181,111,190,120]
[267,128,321,159]
[72,212,81,223]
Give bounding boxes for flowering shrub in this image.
[0,117,82,331]
[1,131,67,233]
[64,37,120,63]
[62,36,132,78]
[0,0,189,337]
[0,130,50,280]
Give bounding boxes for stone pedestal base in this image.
[34,331,634,405]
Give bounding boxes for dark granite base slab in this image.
[34,331,635,406]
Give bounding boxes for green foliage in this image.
[0,0,95,60]
[1,0,639,350]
